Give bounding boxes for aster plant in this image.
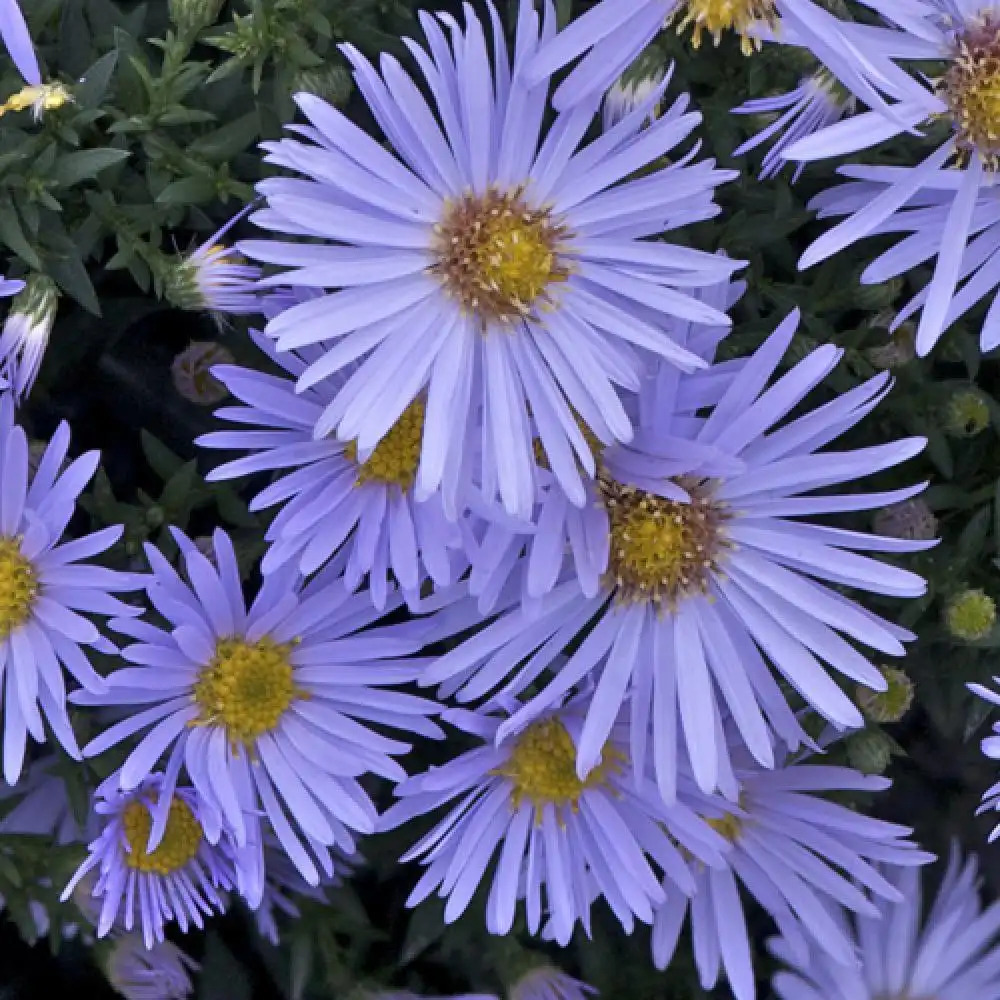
[73,528,442,908]
[240,0,741,520]
[424,311,930,801]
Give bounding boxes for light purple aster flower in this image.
[770,849,1000,1000]
[240,0,741,521]
[779,0,1000,354]
[0,0,39,86]
[510,966,596,1000]
[198,329,473,609]
[73,528,442,909]
[423,311,930,803]
[468,275,742,609]
[0,401,141,783]
[62,776,237,948]
[652,741,933,1000]
[732,71,854,182]
[106,933,199,1000]
[0,274,57,400]
[381,698,727,943]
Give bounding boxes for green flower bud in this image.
[945,588,997,641]
[847,727,894,775]
[865,324,917,369]
[856,666,914,724]
[944,390,991,438]
[293,65,354,107]
[168,0,225,33]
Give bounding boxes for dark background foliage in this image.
[1,1,998,997]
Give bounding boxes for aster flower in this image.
[468,275,743,610]
[0,273,57,399]
[652,742,932,1000]
[73,528,443,908]
[164,238,261,317]
[0,754,95,845]
[770,849,1000,1000]
[0,403,141,783]
[732,70,854,182]
[198,329,472,608]
[0,0,39,87]
[106,933,198,1000]
[779,0,1000,354]
[62,777,237,948]
[424,311,930,802]
[381,700,727,943]
[510,966,596,1000]
[240,0,741,520]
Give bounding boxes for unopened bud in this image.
[168,0,225,33]
[847,727,894,775]
[944,390,990,438]
[945,588,997,641]
[294,65,354,106]
[865,324,917,369]
[873,498,937,541]
[171,341,234,405]
[857,666,914,724]
[1,274,58,399]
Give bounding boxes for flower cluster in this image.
[5,0,1000,997]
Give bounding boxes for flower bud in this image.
[856,666,914,724]
[873,498,937,541]
[944,390,990,438]
[168,0,225,33]
[0,273,58,399]
[294,65,354,106]
[865,324,917,369]
[164,241,261,316]
[945,588,997,641]
[847,727,894,775]
[171,341,234,405]
[105,933,198,1000]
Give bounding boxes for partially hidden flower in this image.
[62,777,237,948]
[106,933,199,1000]
[510,966,596,1000]
[164,238,261,317]
[381,700,727,943]
[770,850,999,1000]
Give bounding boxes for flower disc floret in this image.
[497,718,620,811]
[600,476,725,606]
[945,588,996,641]
[345,398,425,490]
[674,0,777,54]
[432,188,570,327]
[122,797,202,876]
[944,12,1000,165]
[0,537,36,639]
[194,637,300,747]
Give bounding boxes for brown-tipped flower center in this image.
[944,13,1000,163]
[599,476,726,607]
[433,188,570,326]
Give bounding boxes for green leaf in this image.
[50,148,131,187]
[140,430,185,482]
[46,252,100,314]
[0,204,41,269]
[155,175,217,205]
[75,50,119,108]
[197,933,252,1000]
[188,111,261,163]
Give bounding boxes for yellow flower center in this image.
[433,188,570,326]
[705,811,743,843]
[496,718,622,812]
[121,797,202,875]
[0,82,73,119]
[344,397,425,491]
[0,538,36,639]
[600,476,726,607]
[674,0,777,55]
[193,637,301,748]
[944,13,1000,164]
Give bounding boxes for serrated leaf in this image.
[51,148,131,187]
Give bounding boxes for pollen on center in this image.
[432,187,571,327]
[599,475,726,607]
[194,636,301,748]
[0,537,37,639]
[496,718,621,812]
[122,796,203,875]
[344,397,426,491]
[943,11,1000,165]
[674,0,777,55]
